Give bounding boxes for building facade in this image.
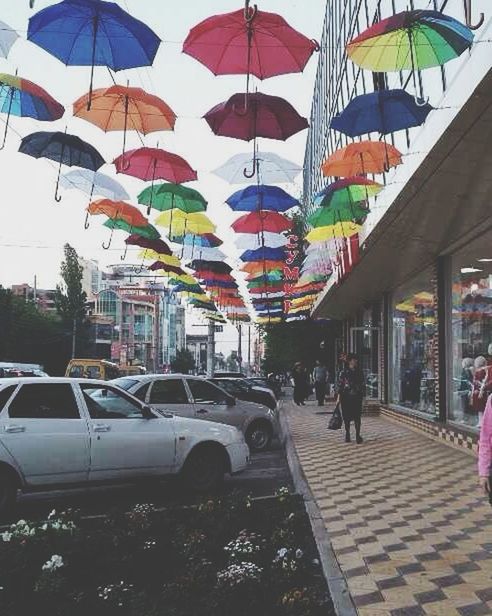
[11,283,57,315]
[304,0,492,448]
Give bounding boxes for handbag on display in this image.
[328,403,343,430]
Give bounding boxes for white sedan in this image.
[0,378,249,512]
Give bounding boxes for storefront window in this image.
[450,235,492,429]
[391,269,437,415]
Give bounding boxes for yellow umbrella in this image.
[137,250,181,267]
[155,209,216,235]
[257,316,283,324]
[306,221,361,243]
[171,273,199,285]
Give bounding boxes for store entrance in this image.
[350,327,380,400]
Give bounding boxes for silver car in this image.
[112,374,278,451]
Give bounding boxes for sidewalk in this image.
[282,399,492,616]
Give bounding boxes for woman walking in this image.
[292,362,309,406]
[336,353,364,443]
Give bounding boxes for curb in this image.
[279,404,358,616]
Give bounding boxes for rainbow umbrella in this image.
[346,10,473,73]
[314,178,383,209]
[308,204,369,227]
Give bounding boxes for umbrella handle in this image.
[244,1,257,22]
[414,95,430,107]
[87,15,99,111]
[311,39,320,51]
[464,1,484,30]
[233,101,249,117]
[102,223,114,250]
[120,242,128,261]
[0,88,14,150]
[243,144,258,178]
[83,211,90,230]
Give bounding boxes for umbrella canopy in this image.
[322,141,402,177]
[179,246,226,262]
[103,218,160,240]
[156,210,216,235]
[226,184,299,212]
[171,233,223,248]
[204,92,308,142]
[125,234,171,256]
[346,10,473,72]
[137,250,181,268]
[235,232,287,250]
[314,178,383,209]
[172,283,204,294]
[214,151,302,185]
[28,0,161,107]
[241,260,284,274]
[138,183,207,213]
[60,169,129,202]
[183,7,317,79]
[240,246,285,262]
[114,147,197,184]
[148,261,186,276]
[19,130,105,201]
[202,279,238,289]
[306,222,361,243]
[247,271,283,283]
[88,199,148,227]
[307,204,369,227]
[190,260,233,275]
[232,211,292,234]
[0,20,19,58]
[330,89,434,137]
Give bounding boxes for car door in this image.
[186,379,241,429]
[146,378,194,419]
[0,382,90,486]
[79,384,176,481]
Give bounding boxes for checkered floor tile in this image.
[284,400,492,616]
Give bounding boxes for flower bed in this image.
[0,490,334,616]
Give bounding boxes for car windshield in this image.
[111,378,140,391]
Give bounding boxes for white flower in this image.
[217,562,262,588]
[1,532,12,542]
[48,509,57,520]
[295,549,303,559]
[277,548,288,558]
[42,554,64,572]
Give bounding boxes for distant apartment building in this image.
[79,258,102,299]
[11,283,57,315]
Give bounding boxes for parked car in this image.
[0,362,48,378]
[213,371,246,378]
[112,374,278,452]
[210,377,277,411]
[245,377,281,399]
[0,378,249,512]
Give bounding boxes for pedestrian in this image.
[292,362,309,406]
[336,353,364,443]
[313,359,328,406]
[479,394,492,501]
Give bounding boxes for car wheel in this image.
[182,447,225,492]
[246,421,272,452]
[0,471,17,514]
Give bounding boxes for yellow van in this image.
[65,359,121,381]
[119,365,147,377]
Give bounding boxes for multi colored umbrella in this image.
[322,141,402,177]
[0,73,64,148]
[227,184,299,212]
[155,210,216,236]
[28,0,161,108]
[60,169,129,207]
[346,10,473,73]
[213,151,302,184]
[314,178,383,209]
[307,204,369,227]
[330,89,434,137]
[0,20,19,58]
[232,211,292,234]
[73,85,176,155]
[306,222,361,243]
[171,233,223,248]
[19,131,105,201]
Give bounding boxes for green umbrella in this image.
[138,183,207,213]
[308,203,369,228]
[103,218,160,243]
[248,271,283,284]
[246,279,284,290]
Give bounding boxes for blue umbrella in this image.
[202,280,238,289]
[330,89,433,137]
[172,283,203,294]
[226,184,299,212]
[28,0,161,109]
[19,130,105,201]
[240,246,286,262]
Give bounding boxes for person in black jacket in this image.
[336,353,365,444]
[292,362,309,406]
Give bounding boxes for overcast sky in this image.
[0,0,326,355]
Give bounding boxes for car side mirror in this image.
[226,395,236,407]
[141,405,154,419]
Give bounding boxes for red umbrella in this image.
[198,272,236,282]
[183,4,318,80]
[232,211,292,234]
[114,147,197,183]
[125,234,172,256]
[204,92,308,142]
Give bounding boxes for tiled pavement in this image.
[284,400,492,616]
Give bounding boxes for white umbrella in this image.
[235,232,288,250]
[60,169,130,201]
[213,152,302,185]
[178,245,226,262]
[0,21,19,58]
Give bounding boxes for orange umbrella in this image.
[241,260,284,274]
[73,85,176,155]
[322,140,402,177]
[87,198,148,228]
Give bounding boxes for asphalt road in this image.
[2,438,292,523]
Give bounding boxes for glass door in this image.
[350,327,381,400]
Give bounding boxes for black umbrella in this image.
[19,130,105,201]
[189,260,233,275]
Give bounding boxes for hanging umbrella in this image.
[308,204,369,227]
[232,211,292,234]
[235,232,287,250]
[346,10,473,73]
[0,20,19,58]
[322,141,402,177]
[314,178,383,209]
[202,280,238,289]
[125,234,171,256]
[191,260,233,274]
[171,233,223,248]
[0,73,65,148]
[138,183,207,213]
[214,151,302,184]
[172,283,204,294]
[247,271,283,282]
[137,250,181,268]
[330,89,434,137]
[240,246,285,262]
[148,261,186,276]
[103,218,160,249]
[180,246,226,262]
[241,260,284,274]
[227,184,299,212]
[19,130,105,201]
[73,85,176,155]
[306,222,361,243]
[60,169,129,208]
[28,0,161,109]
[87,198,148,228]
[156,210,216,235]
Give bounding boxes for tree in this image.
[170,348,195,374]
[55,244,87,358]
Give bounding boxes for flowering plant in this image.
[223,530,264,562]
[216,562,263,589]
[98,580,135,608]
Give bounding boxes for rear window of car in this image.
[0,385,16,412]
[112,378,139,391]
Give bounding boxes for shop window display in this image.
[450,235,492,429]
[391,269,437,416]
